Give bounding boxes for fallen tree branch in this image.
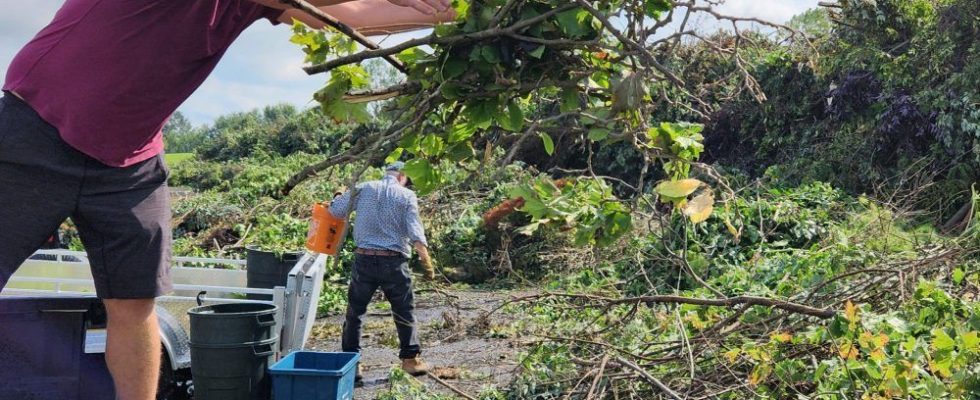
[586,355,609,400]
[488,291,836,319]
[342,82,421,103]
[279,144,363,196]
[614,356,683,400]
[574,0,684,86]
[303,3,579,74]
[278,0,408,73]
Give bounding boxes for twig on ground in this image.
[614,356,683,400]
[425,371,478,400]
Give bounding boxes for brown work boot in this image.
[400,356,430,376]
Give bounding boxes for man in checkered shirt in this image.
[330,162,435,378]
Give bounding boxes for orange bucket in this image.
[306,203,348,256]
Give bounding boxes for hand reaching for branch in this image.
[386,0,451,15]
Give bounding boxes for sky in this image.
[0,1,819,126]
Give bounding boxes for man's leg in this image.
[380,257,421,359]
[342,254,380,354]
[0,94,80,288]
[73,154,173,399]
[103,299,161,400]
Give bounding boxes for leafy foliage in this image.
[149,1,980,398]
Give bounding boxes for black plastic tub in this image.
[188,302,278,345]
[189,337,278,400]
[245,247,303,300]
[188,301,280,400]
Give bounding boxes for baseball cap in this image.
[385,161,406,172]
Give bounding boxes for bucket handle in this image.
[252,343,275,357]
[256,313,276,327]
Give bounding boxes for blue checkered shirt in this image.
[329,175,428,257]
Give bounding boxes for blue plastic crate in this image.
[270,351,360,400]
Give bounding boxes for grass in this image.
[164,153,194,166]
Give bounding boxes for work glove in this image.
[422,258,437,281]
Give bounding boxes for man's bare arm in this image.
[250,0,352,10]
[253,0,450,15]
[278,0,456,35]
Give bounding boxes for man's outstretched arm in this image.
[277,0,456,35]
[253,0,450,16]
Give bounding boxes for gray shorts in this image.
[0,92,172,299]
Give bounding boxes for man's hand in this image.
[387,0,451,15]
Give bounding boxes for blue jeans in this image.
[341,254,420,359]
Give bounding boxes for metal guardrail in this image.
[5,249,329,361]
[29,249,249,268]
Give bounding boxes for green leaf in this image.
[932,328,955,351]
[385,148,404,164]
[442,58,468,80]
[464,101,494,129]
[516,219,549,236]
[452,0,469,21]
[588,128,610,141]
[961,331,978,352]
[397,48,430,64]
[528,45,546,59]
[447,142,475,162]
[925,375,947,397]
[471,45,502,64]
[644,0,672,18]
[403,159,441,194]
[654,179,702,198]
[334,65,370,88]
[419,135,446,156]
[560,88,580,113]
[829,316,848,337]
[399,133,420,153]
[814,362,829,381]
[539,133,555,155]
[448,123,477,143]
[555,9,593,39]
[952,267,965,284]
[508,185,550,219]
[866,363,883,380]
[499,103,525,132]
[440,82,463,99]
[433,23,458,37]
[317,75,371,124]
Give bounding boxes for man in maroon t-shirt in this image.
[0,1,451,399]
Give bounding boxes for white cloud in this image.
[0,2,60,77]
[715,0,818,25]
[178,73,320,125]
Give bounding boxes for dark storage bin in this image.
[245,247,303,300]
[188,303,278,345]
[0,296,114,400]
[190,338,278,400]
[188,301,280,400]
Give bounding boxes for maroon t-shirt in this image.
[3,0,282,167]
